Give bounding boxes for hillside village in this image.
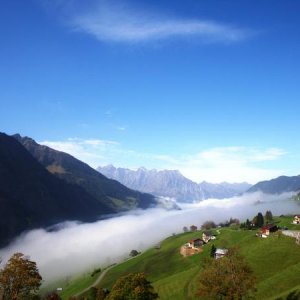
[67,212,300,300]
[179,212,300,260]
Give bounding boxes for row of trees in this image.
[240,210,273,229]
[183,217,242,233]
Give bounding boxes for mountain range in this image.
[2,131,300,246]
[14,134,156,212]
[0,133,156,246]
[248,175,300,194]
[97,165,252,202]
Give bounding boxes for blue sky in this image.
[1,0,300,183]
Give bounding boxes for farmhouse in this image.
[259,224,278,238]
[293,215,300,224]
[188,238,205,248]
[180,238,204,257]
[215,248,228,259]
[202,231,216,243]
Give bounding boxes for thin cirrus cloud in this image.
[58,1,252,43]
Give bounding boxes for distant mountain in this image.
[14,135,156,212]
[0,132,114,246]
[97,165,252,202]
[247,175,300,194]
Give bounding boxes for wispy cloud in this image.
[40,138,119,168]
[48,0,252,44]
[177,147,287,184]
[39,138,287,184]
[116,126,126,131]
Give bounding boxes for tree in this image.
[87,287,98,300]
[107,273,158,300]
[210,244,216,258]
[246,219,251,229]
[190,225,198,232]
[201,221,216,230]
[265,210,273,223]
[0,252,42,300]
[183,226,188,233]
[197,247,256,300]
[253,213,264,228]
[256,212,264,228]
[129,250,139,257]
[44,292,61,299]
[229,218,240,225]
[96,288,109,300]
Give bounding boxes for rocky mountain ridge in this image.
[97,165,252,202]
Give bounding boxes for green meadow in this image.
[62,216,300,299]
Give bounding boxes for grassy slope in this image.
[59,274,98,300]
[41,270,102,300]
[97,218,300,300]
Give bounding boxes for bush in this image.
[201,221,216,230]
[91,268,101,277]
[129,250,140,257]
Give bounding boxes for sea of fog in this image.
[0,192,299,283]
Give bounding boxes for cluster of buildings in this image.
[180,230,227,259]
[180,215,300,258]
[255,215,300,238]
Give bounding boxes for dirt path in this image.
[73,254,140,298]
[74,264,115,297]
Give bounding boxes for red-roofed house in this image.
[260,224,278,237]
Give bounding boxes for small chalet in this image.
[180,238,204,257]
[202,231,216,243]
[293,215,300,225]
[188,238,205,248]
[215,248,228,259]
[259,224,278,237]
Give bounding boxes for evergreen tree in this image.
[210,244,217,258]
[265,210,273,223]
[256,212,264,227]
[246,219,251,229]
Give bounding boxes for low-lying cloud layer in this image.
[0,192,299,283]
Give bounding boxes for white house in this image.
[293,215,300,224]
[215,248,228,259]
